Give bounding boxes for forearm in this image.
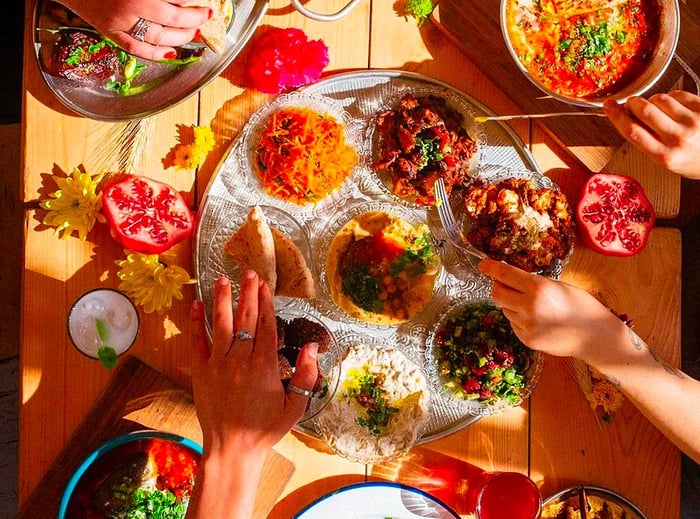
[587,327,700,463]
[186,447,268,519]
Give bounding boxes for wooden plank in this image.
[531,228,681,518]
[431,0,700,173]
[18,356,294,519]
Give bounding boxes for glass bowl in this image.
[238,91,365,215]
[455,166,575,278]
[276,306,342,423]
[425,299,544,416]
[314,335,431,464]
[366,84,485,208]
[313,199,443,327]
[204,204,312,312]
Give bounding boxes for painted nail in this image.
[164,50,177,59]
[194,28,201,39]
[208,8,214,18]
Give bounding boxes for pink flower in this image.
[246,28,330,94]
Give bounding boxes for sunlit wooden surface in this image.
[20,0,681,517]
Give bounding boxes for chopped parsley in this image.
[345,370,399,437]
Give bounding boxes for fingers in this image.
[254,277,278,366]
[211,277,234,358]
[231,271,260,358]
[478,259,533,293]
[190,299,210,374]
[284,343,320,423]
[604,99,666,158]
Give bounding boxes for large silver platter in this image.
[195,70,544,444]
[33,0,268,120]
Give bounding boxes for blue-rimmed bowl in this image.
[58,430,202,518]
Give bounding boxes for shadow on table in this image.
[267,474,367,518]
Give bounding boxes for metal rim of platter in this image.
[194,69,552,445]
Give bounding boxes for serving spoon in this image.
[474,111,606,123]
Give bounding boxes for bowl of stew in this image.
[501,0,680,107]
[59,430,202,519]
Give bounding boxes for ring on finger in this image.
[286,383,313,398]
[235,329,254,341]
[130,17,151,42]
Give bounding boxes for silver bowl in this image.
[500,0,680,107]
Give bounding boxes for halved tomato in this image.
[102,175,194,254]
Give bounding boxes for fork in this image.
[434,178,488,261]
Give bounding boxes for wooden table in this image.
[19,0,683,517]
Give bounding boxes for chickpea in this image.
[386,283,397,294]
[382,275,394,286]
[378,290,388,301]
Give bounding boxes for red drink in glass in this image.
[476,472,542,519]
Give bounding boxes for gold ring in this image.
[286,383,313,398]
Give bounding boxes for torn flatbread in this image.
[272,227,315,299]
[186,0,232,53]
[224,206,277,292]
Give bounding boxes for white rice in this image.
[316,343,430,462]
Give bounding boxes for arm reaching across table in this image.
[604,91,700,179]
[186,271,319,519]
[479,258,700,464]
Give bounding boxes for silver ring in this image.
[235,329,253,341]
[286,383,313,398]
[130,17,151,42]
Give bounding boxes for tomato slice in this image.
[102,175,194,254]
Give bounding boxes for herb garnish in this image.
[95,318,118,370]
[108,486,187,519]
[345,370,399,437]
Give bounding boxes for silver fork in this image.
[434,178,488,260]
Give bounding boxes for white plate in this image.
[293,482,460,519]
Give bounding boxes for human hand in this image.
[478,259,629,365]
[190,271,319,459]
[57,0,212,60]
[604,90,700,179]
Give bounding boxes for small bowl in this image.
[314,336,431,464]
[59,430,202,518]
[275,307,342,423]
[313,199,442,327]
[238,91,364,213]
[457,167,575,278]
[425,299,544,416]
[500,0,680,107]
[367,85,484,207]
[541,485,647,519]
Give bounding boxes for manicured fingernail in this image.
[194,28,201,38]
[208,8,214,18]
[164,50,177,59]
[244,270,257,280]
[217,277,230,286]
[190,300,203,320]
[306,342,319,359]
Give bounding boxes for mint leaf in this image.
[98,346,118,369]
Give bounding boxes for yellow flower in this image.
[173,143,198,170]
[115,251,195,314]
[589,379,624,415]
[193,125,216,154]
[40,168,105,240]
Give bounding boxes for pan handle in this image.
[672,53,700,95]
[291,0,362,22]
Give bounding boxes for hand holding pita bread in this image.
[188,272,319,518]
[55,0,224,61]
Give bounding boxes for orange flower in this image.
[589,379,624,415]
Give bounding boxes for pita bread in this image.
[224,206,277,292]
[271,227,315,299]
[186,0,232,53]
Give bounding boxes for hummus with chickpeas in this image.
[326,211,440,325]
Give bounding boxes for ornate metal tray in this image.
[195,70,545,444]
[33,0,268,120]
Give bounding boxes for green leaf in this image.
[95,318,109,344]
[98,346,118,369]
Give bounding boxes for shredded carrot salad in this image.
[254,107,358,205]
